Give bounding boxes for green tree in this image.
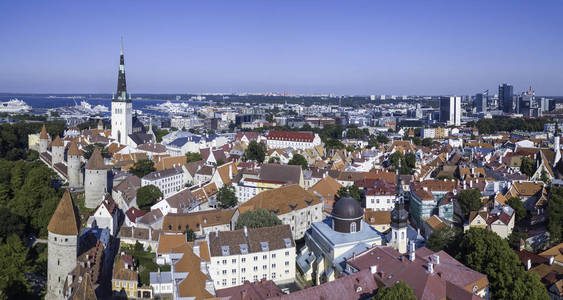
[244,141,267,163]
[507,229,527,250]
[185,152,203,163]
[547,187,563,243]
[336,185,362,204]
[404,152,416,169]
[130,159,156,178]
[376,134,389,144]
[0,235,32,298]
[507,197,527,224]
[325,138,345,150]
[421,138,433,147]
[288,154,308,170]
[426,226,461,254]
[235,208,282,230]
[540,170,550,184]
[0,208,25,241]
[375,281,416,300]
[216,158,225,166]
[456,228,549,300]
[217,185,238,208]
[520,156,536,178]
[457,188,482,219]
[185,229,196,242]
[268,157,280,163]
[136,185,163,211]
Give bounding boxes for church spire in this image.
[114,37,130,102]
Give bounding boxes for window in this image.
[232,278,237,285]
[285,251,289,256]
[232,259,236,264]
[222,279,227,286]
[222,270,227,275]
[285,261,290,266]
[254,256,258,261]
[285,270,290,274]
[253,275,258,282]
[263,265,267,270]
[272,272,276,279]
[401,231,405,239]
[350,222,357,233]
[241,257,246,263]
[263,255,267,260]
[232,269,236,274]
[253,266,258,271]
[222,259,227,265]
[262,274,267,279]
[272,263,276,268]
[241,276,246,282]
[241,268,246,273]
[271,253,276,259]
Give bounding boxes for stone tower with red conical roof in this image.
[46,189,79,300]
[84,148,108,208]
[39,124,50,153]
[67,141,83,188]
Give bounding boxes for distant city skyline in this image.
[1,1,563,95]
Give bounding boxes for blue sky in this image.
[1,1,562,95]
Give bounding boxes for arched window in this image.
[350,222,357,233]
[401,231,405,239]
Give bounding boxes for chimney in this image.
[244,226,248,237]
[526,259,531,270]
[548,256,554,265]
[434,254,440,265]
[410,251,415,262]
[428,263,434,274]
[193,242,201,258]
[370,265,378,274]
[200,261,207,274]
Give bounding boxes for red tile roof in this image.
[266,130,315,142]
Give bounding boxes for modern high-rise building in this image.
[111,40,133,145]
[474,92,487,113]
[439,96,461,126]
[519,86,539,117]
[499,83,514,113]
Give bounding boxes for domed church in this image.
[297,195,384,284]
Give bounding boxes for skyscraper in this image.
[439,96,461,126]
[499,83,514,113]
[111,39,133,145]
[475,91,487,113]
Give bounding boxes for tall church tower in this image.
[111,39,132,145]
[46,190,79,300]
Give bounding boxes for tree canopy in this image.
[374,281,416,300]
[476,117,549,134]
[336,185,362,204]
[130,159,156,178]
[235,208,282,230]
[136,185,163,211]
[520,156,536,178]
[244,141,267,163]
[547,187,563,243]
[456,228,548,299]
[185,229,196,242]
[507,197,527,224]
[426,226,461,254]
[288,154,308,170]
[217,185,238,208]
[185,152,203,163]
[457,188,482,219]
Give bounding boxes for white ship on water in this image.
[0,99,32,113]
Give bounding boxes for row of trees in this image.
[0,121,65,161]
[475,117,549,134]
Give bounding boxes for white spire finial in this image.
[120,37,124,55]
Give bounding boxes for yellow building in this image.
[112,254,138,298]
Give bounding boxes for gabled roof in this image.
[48,190,79,236]
[85,148,106,170]
[239,185,321,215]
[266,130,314,142]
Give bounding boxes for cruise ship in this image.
[0,99,32,113]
